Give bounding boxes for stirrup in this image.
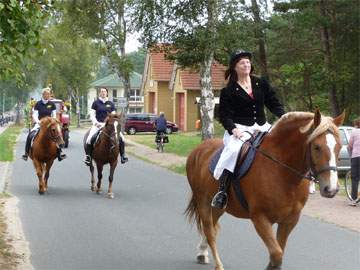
[120,155,128,164]
[22,154,28,161]
[211,191,228,209]
[58,153,67,161]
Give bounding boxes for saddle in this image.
[209,131,267,210]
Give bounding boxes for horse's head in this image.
[301,109,345,198]
[104,112,121,143]
[40,117,64,146]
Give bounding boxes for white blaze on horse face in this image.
[326,133,338,190]
[114,121,119,142]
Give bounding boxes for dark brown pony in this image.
[185,110,345,270]
[83,113,121,199]
[29,117,64,194]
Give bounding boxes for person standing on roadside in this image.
[348,118,360,206]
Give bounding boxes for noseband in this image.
[46,123,62,143]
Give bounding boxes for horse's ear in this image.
[333,110,345,127]
[314,109,321,128]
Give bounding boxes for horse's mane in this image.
[270,112,339,143]
[40,116,54,128]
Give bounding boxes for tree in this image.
[132,0,248,140]
[0,0,52,84]
[40,23,101,127]
[64,0,134,123]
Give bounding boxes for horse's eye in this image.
[314,145,321,151]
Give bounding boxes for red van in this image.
[125,113,178,135]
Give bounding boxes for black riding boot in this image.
[22,131,36,161]
[211,170,232,209]
[119,138,128,164]
[84,144,93,166]
[56,147,66,161]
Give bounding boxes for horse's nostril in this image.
[324,186,330,193]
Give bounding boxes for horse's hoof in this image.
[96,190,102,194]
[196,255,209,264]
[107,193,114,199]
[38,191,45,195]
[265,262,282,270]
[91,186,95,192]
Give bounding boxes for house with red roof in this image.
[141,47,226,131]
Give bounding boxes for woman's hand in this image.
[232,128,244,139]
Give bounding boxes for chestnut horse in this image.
[185,110,345,270]
[83,113,121,199]
[29,117,64,194]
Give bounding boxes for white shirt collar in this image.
[42,98,49,104]
[99,97,108,103]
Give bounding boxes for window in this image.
[129,107,142,113]
[339,129,348,145]
[112,89,118,103]
[129,89,142,101]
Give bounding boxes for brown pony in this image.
[29,117,64,194]
[83,113,121,199]
[185,110,345,270]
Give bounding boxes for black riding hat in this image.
[230,50,252,65]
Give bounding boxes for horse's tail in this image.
[184,194,202,233]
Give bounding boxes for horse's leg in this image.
[107,161,117,199]
[196,234,210,264]
[96,162,103,194]
[44,160,54,192]
[276,214,300,252]
[252,215,283,270]
[90,162,96,191]
[198,202,224,270]
[33,159,46,194]
[196,208,224,265]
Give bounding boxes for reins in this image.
[241,130,338,183]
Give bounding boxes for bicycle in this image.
[155,132,168,153]
[344,170,360,204]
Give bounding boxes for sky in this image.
[125,32,142,53]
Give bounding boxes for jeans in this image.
[351,157,360,200]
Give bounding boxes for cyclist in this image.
[154,112,167,149]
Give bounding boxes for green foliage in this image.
[0,0,52,84]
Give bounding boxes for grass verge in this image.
[0,125,22,161]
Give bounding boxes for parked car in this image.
[338,126,354,171]
[125,113,179,135]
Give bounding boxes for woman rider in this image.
[212,50,285,209]
[22,87,67,161]
[84,87,128,166]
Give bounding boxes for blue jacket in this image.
[155,116,167,132]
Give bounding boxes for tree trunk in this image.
[199,55,215,140]
[199,0,217,140]
[303,65,313,111]
[251,0,269,79]
[319,0,340,116]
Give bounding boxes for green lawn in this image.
[128,133,202,157]
[0,125,22,161]
[127,120,225,157]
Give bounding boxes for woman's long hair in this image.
[225,57,254,86]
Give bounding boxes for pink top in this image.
[348,128,360,158]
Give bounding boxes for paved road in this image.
[9,129,360,270]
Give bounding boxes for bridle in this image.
[243,130,338,183]
[101,121,119,151]
[46,121,63,144]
